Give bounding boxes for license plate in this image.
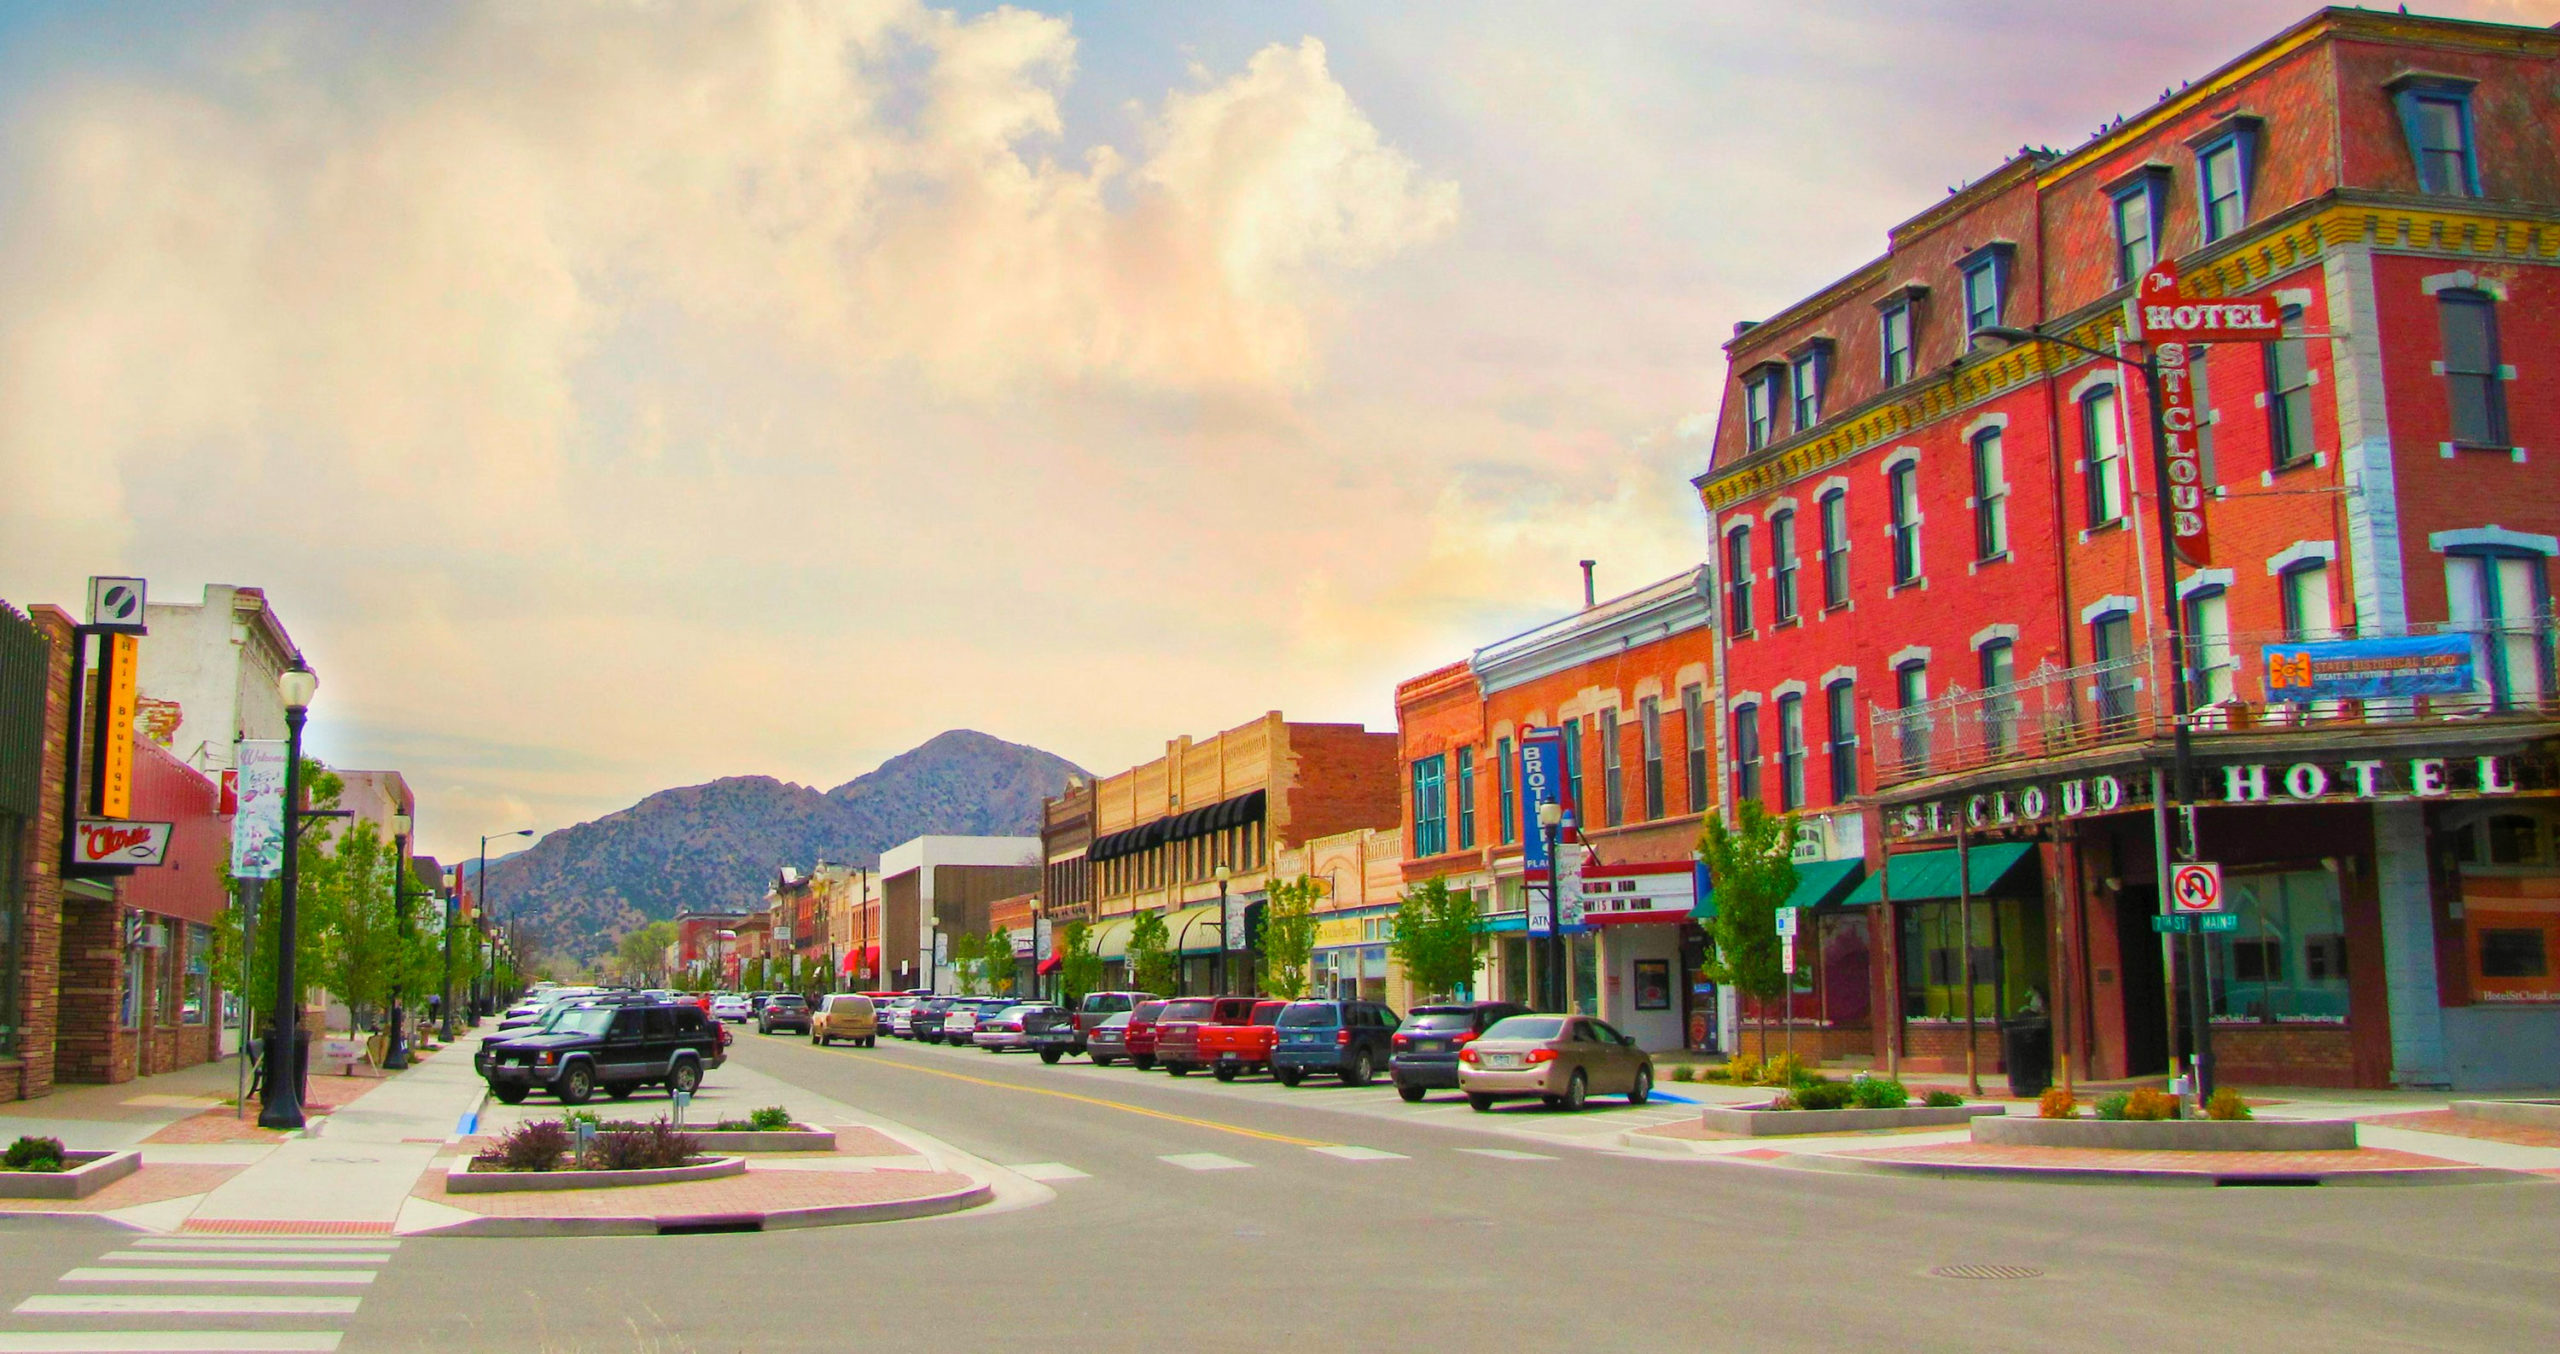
[1220,1052,1239,1061]
[1482,1053,1522,1069]
[1418,1040,1446,1053]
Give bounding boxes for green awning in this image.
[1168,904,1226,955]
[1843,842,2037,905]
[1090,917,1135,961]
[1784,858,1866,911]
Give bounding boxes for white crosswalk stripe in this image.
[1307,1145,1405,1161]
[0,1238,400,1352]
[1456,1147,1557,1161]
[1158,1152,1252,1171]
[1009,1162,1089,1181]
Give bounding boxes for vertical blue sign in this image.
[1518,727,1569,873]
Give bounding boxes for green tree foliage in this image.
[979,923,1015,996]
[1057,921,1104,1008]
[307,817,401,1029]
[615,921,678,986]
[212,758,341,1024]
[1125,909,1178,996]
[1699,799,1798,1042]
[1258,875,1321,999]
[1390,876,1482,1002]
[948,930,984,994]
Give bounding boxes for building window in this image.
[1496,736,1516,845]
[1600,708,1624,829]
[1744,369,1782,451]
[2261,306,2316,467]
[1790,346,1828,432]
[1455,745,1477,850]
[2192,348,2218,484]
[1411,755,1447,857]
[2446,550,2551,710]
[1894,660,1929,769]
[1776,693,1806,811]
[2198,135,2250,241]
[2280,562,2334,641]
[1640,697,1664,822]
[2082,383,2127,525]
[1825,680,1857,803]
[2185,587,2236,707]
[1880,303,1914,386]
[1888,461,1921,586]
[1901,898,2048,1021]
[1731,704,1761,806]
[2112,174,2162,284]
[1971,428,2008,561]
[2091,611,2139,728]
[1563,717,1585,825]
[1725,525,1753,637]
[1682,685,1708,814]
[122,945,143,1028]
[1978,638,2017,757]
[2208,870,2349,1021]
[1770,509,1800,623]
[2395,84,2479,197]
[1959,246,2009,339]
[1819,490,1850,609]
[2438,290,2509,448]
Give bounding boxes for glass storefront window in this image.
[2206,869,2348,1021]
[1817,911,1871,1026]
[184,924,212,1024]
[122,946,144,1028]
[1570,934,1598,1015]
[1900,898,2047,1021]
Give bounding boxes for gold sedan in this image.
[1457,1014,1653,1111]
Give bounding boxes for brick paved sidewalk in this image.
[0,1163,244,1216]
[1830,1141,2478,1176]
[411,1162,979,1221]
[2363,1109,2560,1150]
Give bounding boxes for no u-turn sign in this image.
[2170,861,2225,914]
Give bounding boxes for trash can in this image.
[2002,1016,2052,1098]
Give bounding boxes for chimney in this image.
[1579,560,1597,609]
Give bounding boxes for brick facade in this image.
[0,606,76,1101]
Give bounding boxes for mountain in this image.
[481,730,1085,961]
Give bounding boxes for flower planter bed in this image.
[447,1154,745,1195]
[0,1151,142,1200]
[1696,1102,2005,1136]
[683,1127,837,1153]
[2451,1099,2560,1132]
[1972,1116,2356,1151]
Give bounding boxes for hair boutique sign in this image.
[1887,753,2536,841]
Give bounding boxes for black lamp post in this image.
[1974,321,2213,1102]
[384,812,415,1071]
[1537,801,1564,1014]
[457,829,532,1032]
[257,660,318,1131]
[1214,867,1232,995]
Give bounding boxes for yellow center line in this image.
[851,1051,1334,1148]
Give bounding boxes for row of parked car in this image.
[845,990,1659,1111]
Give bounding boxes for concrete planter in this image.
[448,1154,745,1194]
[0,1150,140,1200]
[1972,1116,2356,1151]
[683,1127,836,1153]
[1697,1102,2006,1136]
[2451,1099,2560,1131]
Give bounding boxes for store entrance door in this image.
[2114,884,2169,1077]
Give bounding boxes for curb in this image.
[401,1177,995,1237]
[1781,1152,2551,1189]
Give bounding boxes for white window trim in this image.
[2421,270,2508,301]
[1880,446,1921,478]
[1960,411,2011,442]
[2265,540,2338,576]
[1970,623,2020,651]
[2273,286,2316,310]
[1886,645,1931,672]
[2080,593,2141,625]
[1819,665,1857,689]
[2177,568,2236,600]
[1764,496,1799,521]
[1815,475,1850,500]
[1728,690,1764,711]
[1772,679,1809,701]
[2068,367,2117,405]
[2429,526,2558,555]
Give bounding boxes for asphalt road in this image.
[5,1031,2554,1352]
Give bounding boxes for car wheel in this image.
[1167,1062,1191,1077]
[1561,1069,1588,1111]
[1133,1055,1155,1071]
[1628,1067,1652,1106]
[1090,1055,1115,1067]
[605,1082,636,1101]
[1341,1048,1374,1087]
[1467,1092,1495,1113]
[1276,1068,1304,1087]
[1397,1084,1425,1103]
[668,1059,702,1096]
[1213,1063,1239,1082]
[492,1084,529,1105]
[557,1062,596,1106]
[1039,1048,1063,1065]
[864,1037,877,1048]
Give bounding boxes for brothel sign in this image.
[2126,262,2286,568]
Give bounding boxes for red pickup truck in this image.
[1197,1000,1290,1081]
[1151,996,1260,1077]
[1124,1000,1170,1071]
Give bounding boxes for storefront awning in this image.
[1785,858,1866,911]
[1475,912,1528,934]
[1091,917,1136,961]
[1168,904,1225,955]
[1843,842,2037,905]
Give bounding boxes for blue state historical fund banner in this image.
[2260,633,2473,702]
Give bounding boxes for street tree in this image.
[309,816,401,1034]
[1057,921,1103,1008]
[1258,874,1321,999]
[979,923,1015,996]
[1698,798,1798,1055]
[1126,909,1177,996]
[213,757,341,1029]
[616,921,677,986]
[949,931,984,994]
[1390,876,1482,1001]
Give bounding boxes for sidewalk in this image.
[0,1057,248,1150]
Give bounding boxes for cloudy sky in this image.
[4,0,2552,861]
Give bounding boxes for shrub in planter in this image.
[3,1136,65,1173]
[1922,1090,1965,1108]
[581,1121,698,1171]
[1719,1053,1761,1085]
[475,1120,570,1173]
[1758,1051,1808,1087]
[2204,1088,2253,1122]
[748,1105,793,1131]
[2124,1088,2181,1121]
[1790,1079,1856,1111]
[1848,1075,1909,1110]
[1668,1065,1696,1083]
[2038,1087,2078,1120]
[2094,1092,2133,1122]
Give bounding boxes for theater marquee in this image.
[1885,753,2544,841]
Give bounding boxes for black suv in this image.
[757,993,812,1035]
[1390,1001,1532,1101]
[905,997,958,1042]
[480,1002,723,1105]
[1269,999,1401,1087]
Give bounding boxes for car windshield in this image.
[1250,1005,1286,1026]
[769,996,805,1008]
[1082,994,1131,1014]
[1482,1016,1566,1042]
[552,1009,616,1037]
[1406,1011,1484,1032]
[1097,1013,1131,1030]
[1160,999,1212,1020]
[1132,1002,1166,1022]
[1278,1003,1336,1027]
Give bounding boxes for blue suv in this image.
[1270,999,1400,1087]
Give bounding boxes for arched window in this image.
[1730,703,1761,806]
[1725,525,1754,637]
[1776,693,1806,811]
[2082,384,2126,525]
[1971,427,2007,561]
[1824,680,1858,803]
[1819,490,1851,609]
[1770,509,1799,623]
[1888,461,1922,585]
[1977,639,2017,756]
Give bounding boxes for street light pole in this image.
[258,661,317,1131]
[1975,321,2213,1101]
[1214,868,1232,996]
[385,812,415,1071]
[1537,801,1564,1014]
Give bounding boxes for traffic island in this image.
[1805,1140,2540,1186]
[445,1154,745,1194]
[666,1127,837,1153]
[407,1161,988,1235]
[1971,1116,2358,1151]
[1695,1102,2005,1136]
[0,1150,142,1199]
[2451,1099,2560,1132]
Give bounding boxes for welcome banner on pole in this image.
[230,740,287,878]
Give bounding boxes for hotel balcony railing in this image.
[1868,619,2560,788]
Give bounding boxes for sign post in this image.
[2169,861,2225,914]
